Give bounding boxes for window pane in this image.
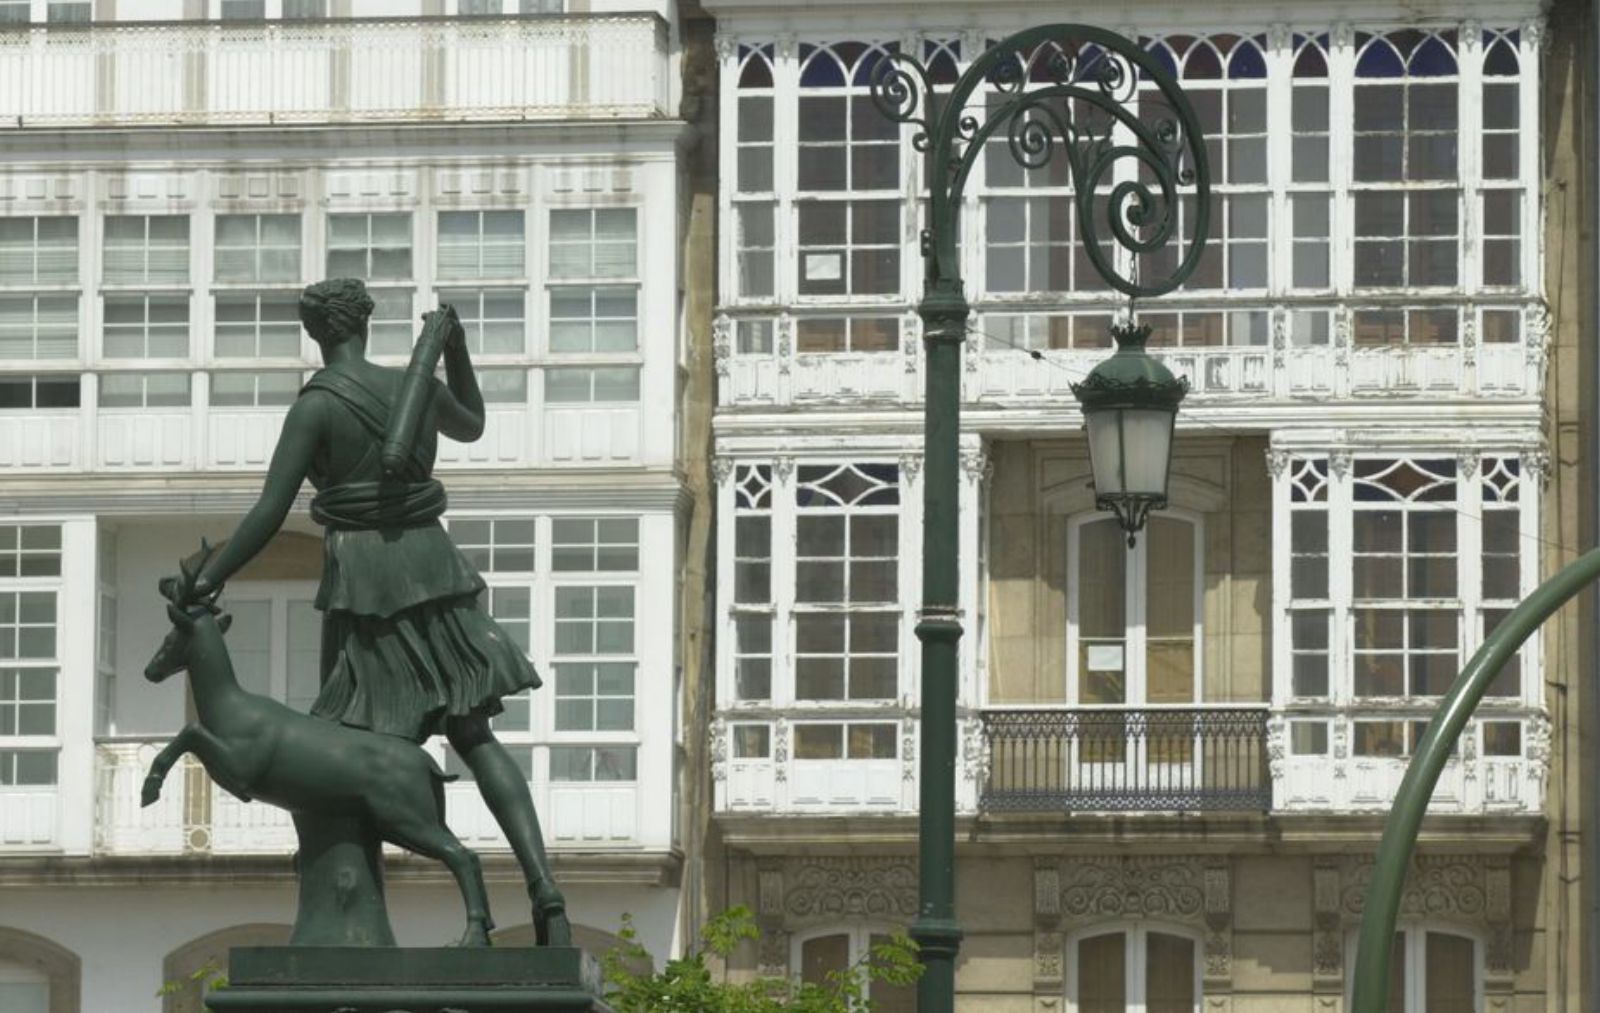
[799,933,850,988]
[1425,932,1474,1012]
[1146,931,1195,1013]
[1077,932,1126,1013]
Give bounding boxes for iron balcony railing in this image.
[979,706,1271,813]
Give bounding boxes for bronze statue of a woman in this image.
[174,277,570,945]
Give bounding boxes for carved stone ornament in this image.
[961,716,988,788]
[1265,714,1287,780]
[712,455,734,485]
[1264,447,1291,480]
[1526,302,1552,370]
[899,453,923,485]
[960,447,991,484]
[1462,315,1478,367]
[1034,862,1062,919]
[1060,857,1208,924]
[712,314,733,377]
[776,315,793,375]
[901,716,917,781]
[772,720,789,782]
[1523,16,1546,49]
[709,718,727,782]
[713,32,737,61]
[902,311,920,375]
[1329,449,1353,480]
[1455,449,1480,479]
[782,858,919,923]
[1334,308,1351,367]
[758,929,789,977]
[1033,930,1064,984]
[1334,855,1513,976]
[758,866,785,918]
[1521,446,1551,487]
[1059,857,1232,983]
[1312,860,1343,982]
[773,456,795,485]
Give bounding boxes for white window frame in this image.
[712,27,1539,354]
[213,290,303,361]
[0,216,78,287]
[0,525,63,795]
[1345,924,1483,1013]
[1064,922,1204,1013]
[1065,509,1204,707]
[790,923,915,1004]
[214,213,301,286]
[102,214,190,287]
[219,581,320,712]
[1270,451,1542,757]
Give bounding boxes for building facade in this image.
[704,0,1587,1010]
[0,2,704,1011]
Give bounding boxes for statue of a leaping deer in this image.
[141,543,495,946]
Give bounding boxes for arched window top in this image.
[1227,39,1267,79]
[1069,923,1202,1013]
[738,45,774,90]
[922,39,960,86]
[0,926,80,1013]
[1181,38,1222,79]
[798,41,898,88]
[1356,30,1458,79]
[1293,35,1329,78]
[1143,35,1266,81]
[1483,33,1520,76]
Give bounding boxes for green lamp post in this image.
[870,27,1209,1012]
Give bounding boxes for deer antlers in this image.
[159,539,223,613]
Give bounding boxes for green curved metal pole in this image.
[1351,546,1600,1013]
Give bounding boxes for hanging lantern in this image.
[1070,321,1188,546]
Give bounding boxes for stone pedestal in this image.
[204,946,613,1013]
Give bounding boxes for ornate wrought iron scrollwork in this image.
[871,25,1210,298]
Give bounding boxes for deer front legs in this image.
[141,722,251,807]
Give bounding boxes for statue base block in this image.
[204,946,614,1013]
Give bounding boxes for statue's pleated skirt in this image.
[311,592,541,742]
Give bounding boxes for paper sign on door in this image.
[1086,644,1125,672]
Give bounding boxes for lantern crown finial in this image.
[1069,320,1189,412]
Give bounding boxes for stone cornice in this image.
[700,0,1537,28]
[715,404,1546,442]
[0,471,692,516]
[0,119,692,165]
[0,848,683,889]
[713,813,1546,855]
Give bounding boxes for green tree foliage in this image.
[602,907,922,1013]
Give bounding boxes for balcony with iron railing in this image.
[978,706,1273,814]
[0,12,670,129]
[710,702,1548,821]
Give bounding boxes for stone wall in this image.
[718,846,1546,1011]
[986,436,1272,705]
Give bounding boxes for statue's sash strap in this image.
[302,368,433,481]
